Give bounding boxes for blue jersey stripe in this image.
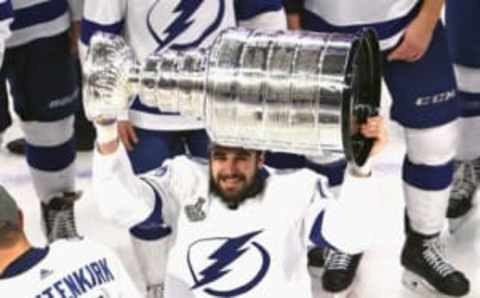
[80,18,124,46]
[11,0,67,30]
[403,158,454,191]
[0,0,13,21]
[26,137,75,172]
[309,210,337,250]
[130,96,180,116]
[130,178,172,240]
[234,0,283,21]
[302,1,420,42]
[0,248,49,279]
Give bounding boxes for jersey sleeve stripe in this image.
[0,0,13,21]
[80,18,124,46]
[11,0,67,30]
[129,178,172,241]
[234,0,283,21]
[309,210,337,250]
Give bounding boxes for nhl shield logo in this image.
[185,197,207,221]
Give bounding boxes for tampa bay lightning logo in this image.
[147,0,225,51]
[187,230,270,297]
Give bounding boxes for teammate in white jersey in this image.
[0,185,142,298]
[283,0,470,297]
[445,0,480,234]
[80,1,287,296]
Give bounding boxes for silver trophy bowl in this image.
[84,28,381,166]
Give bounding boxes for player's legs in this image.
[385,22,469,296]
[265,152,306,169]
[126,128,178,174]
[6,31,80,242]
[0,70,10,146]
[183,129,209,158]
[445,0,480,232]
[73,58,95,151]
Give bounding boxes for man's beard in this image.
[210,171,265,210]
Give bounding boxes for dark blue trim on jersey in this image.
[302,1,420,42]
[403,158,454,191]
[459,91,480,118]
[0,0,13,21]
[234,0,283,21]
[130,178,172,241]
[309,211,336,249]
[11,0,67,30]
[130,96,180,115]
[306,159,347,187]
[0,247,49,279]
[26,137,75,172]
[446,0,480,67]
[80,18,124,46]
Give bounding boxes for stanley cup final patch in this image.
[185,197,207,222]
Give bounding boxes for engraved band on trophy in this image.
[83,27,381,166]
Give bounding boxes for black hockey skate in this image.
[401,231,469,297]
[447,160,479,233]
[41,191,82,243]
[308,247,362,293]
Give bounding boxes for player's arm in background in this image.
[387,0,444,62]
[0,0,13,68]
[282,0,303,30]
[235,0,287,30]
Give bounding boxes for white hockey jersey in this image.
[81,0,286,131]
[0,238,142,298]
[93,145,381,298]
[303,0,420,50]
[7,0,82,48]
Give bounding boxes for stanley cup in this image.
[83,27,381,166]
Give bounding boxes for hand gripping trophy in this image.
[83,27,381,167]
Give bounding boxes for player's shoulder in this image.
[49,238,116,257]
[268,166,322,183]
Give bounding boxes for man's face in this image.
[209,146,264,205]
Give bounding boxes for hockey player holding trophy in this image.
[84,28,391,298]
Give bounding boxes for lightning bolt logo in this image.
[147,0,225,51]
[187,230,271,297]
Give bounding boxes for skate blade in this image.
[402,270,458,298]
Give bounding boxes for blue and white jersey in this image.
[7,0,83,48]
[0,239,142,298]
[81,0,286,131]
[302,0,420,50]
[92,144,380,298]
